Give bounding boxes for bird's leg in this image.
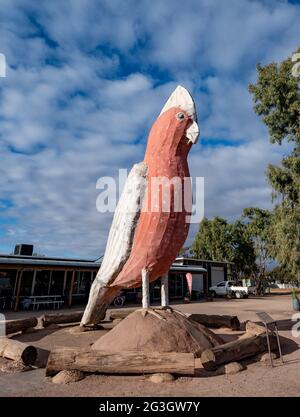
[142,268,150,309]
[161,273,169,307]
[140,269,166,320]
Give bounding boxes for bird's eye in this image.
[176,112,185,121]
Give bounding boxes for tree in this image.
[248,49,300,149]
[241,207,273,292]
[269,206,300,279]
[249,47,300,280]
[270,265,298,286]
[191,217,256,280]
[230,219,257,281]
[191,217,231,261]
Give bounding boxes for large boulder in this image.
[92,308,223,357]
[52,370,85,384]
[148,373,175,383]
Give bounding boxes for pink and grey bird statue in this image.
[81,86,199,326]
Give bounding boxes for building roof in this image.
[174,257,233,265]
[0,253,207,273]
[170,265,207,273]
[0,255,98,269]
[0,253,97,263]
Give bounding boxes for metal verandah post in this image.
[68,270,76,307]
[14,269,23,312]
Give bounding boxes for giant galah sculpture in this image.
[81,86,199,326]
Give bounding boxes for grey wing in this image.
[81,162,148,325]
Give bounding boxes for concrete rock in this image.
[260,352,277,363]
[52,370,85,384]
[224,362,244,375]
[148,373,175,383]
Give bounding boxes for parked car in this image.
[209,280,255,299]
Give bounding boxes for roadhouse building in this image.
[0,245,230,311]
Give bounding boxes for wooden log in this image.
[109,309,137,320]
[0,337,37,365]
[1,317,38,335]
[189,314,240,331]
[41,312,83,327]
[201,333,277,371]
[46,348,195,376]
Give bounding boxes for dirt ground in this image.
[1,294,300,397]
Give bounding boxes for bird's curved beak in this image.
[159,85,200,144]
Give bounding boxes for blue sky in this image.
[0,0,299,258]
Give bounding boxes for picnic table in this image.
[30,295,64,310]
[12,295,64,310]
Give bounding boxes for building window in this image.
[64,271,73,297]
[150,280,161,301]
[0,269,17,303]
[34,270,51,295]
[64,271,92,304]
[49,271,65,295]
[77,271,92,295]
[21,270,35,296]
[169,273,186,298]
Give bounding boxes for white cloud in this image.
[0,0,299,257]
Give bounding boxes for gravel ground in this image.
[0,294,299,397]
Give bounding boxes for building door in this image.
[169,273,184,299]
[211,267,224,287]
